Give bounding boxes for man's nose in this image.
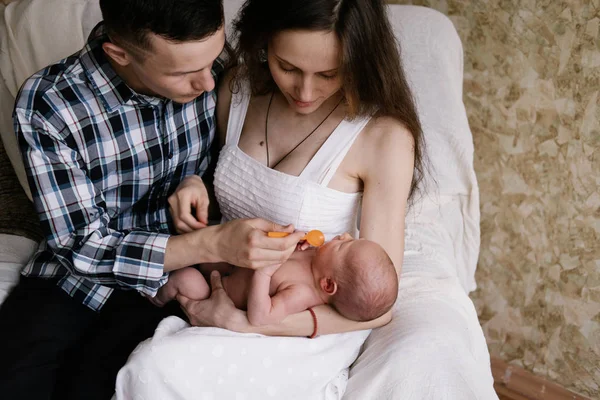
[192,69,215,92]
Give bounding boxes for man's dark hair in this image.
[99,0,224,51]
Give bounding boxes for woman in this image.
[124,0,497,398]
[177,0,420,332]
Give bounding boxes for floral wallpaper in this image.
[388,0,600,397]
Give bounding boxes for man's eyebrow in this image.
[166,66,208,75]
[274,55,339,73]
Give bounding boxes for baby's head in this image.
[311,233,398,322]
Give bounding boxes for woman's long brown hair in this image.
[232,0,426,200]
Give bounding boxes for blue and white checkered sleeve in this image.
[15,108,170,297]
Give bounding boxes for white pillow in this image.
[0,0,102,199]
[388,6,480,292]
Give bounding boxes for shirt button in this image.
[168,151,173,159]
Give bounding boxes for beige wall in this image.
[388,0,600,397]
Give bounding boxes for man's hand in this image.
[211,218,306,270]
[164,218,304,273]
[169,175,209,233]
[177,271,250,331]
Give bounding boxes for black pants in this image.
[0,276,184,400]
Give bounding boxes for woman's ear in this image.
[102,42,133,67]
[319,277,338,296]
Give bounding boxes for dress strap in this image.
[224,82,251,146]
[300,116,372,186]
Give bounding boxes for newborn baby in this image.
[156,233,398,324]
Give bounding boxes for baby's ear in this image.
[320,277,337,296]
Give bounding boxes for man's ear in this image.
[102,41,133,67]
[319,277,337,296]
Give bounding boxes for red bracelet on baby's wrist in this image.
[307,307,318,339]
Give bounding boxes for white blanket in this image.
[115,318,370,400]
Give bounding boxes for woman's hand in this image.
[211,218,306,270]
[177,271,251,332]
[168,175,209,233]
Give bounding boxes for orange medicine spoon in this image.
[267,229,325,247]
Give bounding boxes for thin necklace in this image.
[264,92,343,169]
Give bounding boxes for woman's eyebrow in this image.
[274,55,339,73]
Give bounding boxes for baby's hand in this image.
[296,241,311,251]
[256,263,282,278]
[168,175,210,233]
[144,288,169,308]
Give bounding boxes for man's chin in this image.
[172,93,204,104]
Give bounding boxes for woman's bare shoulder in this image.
[217,68,237,108]
[222,66,238,87]
[360,115,415,158]
[216,68,238,146]
[345,115,415,191]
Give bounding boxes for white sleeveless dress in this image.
[213,84,371,241]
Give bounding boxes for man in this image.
[0,1,302,399]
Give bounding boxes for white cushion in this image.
[389,6,480,292]
[0,0,102,199]
[0,234,38,305]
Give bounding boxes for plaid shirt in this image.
[14,24,224,311]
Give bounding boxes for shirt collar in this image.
[80,22,146,113]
